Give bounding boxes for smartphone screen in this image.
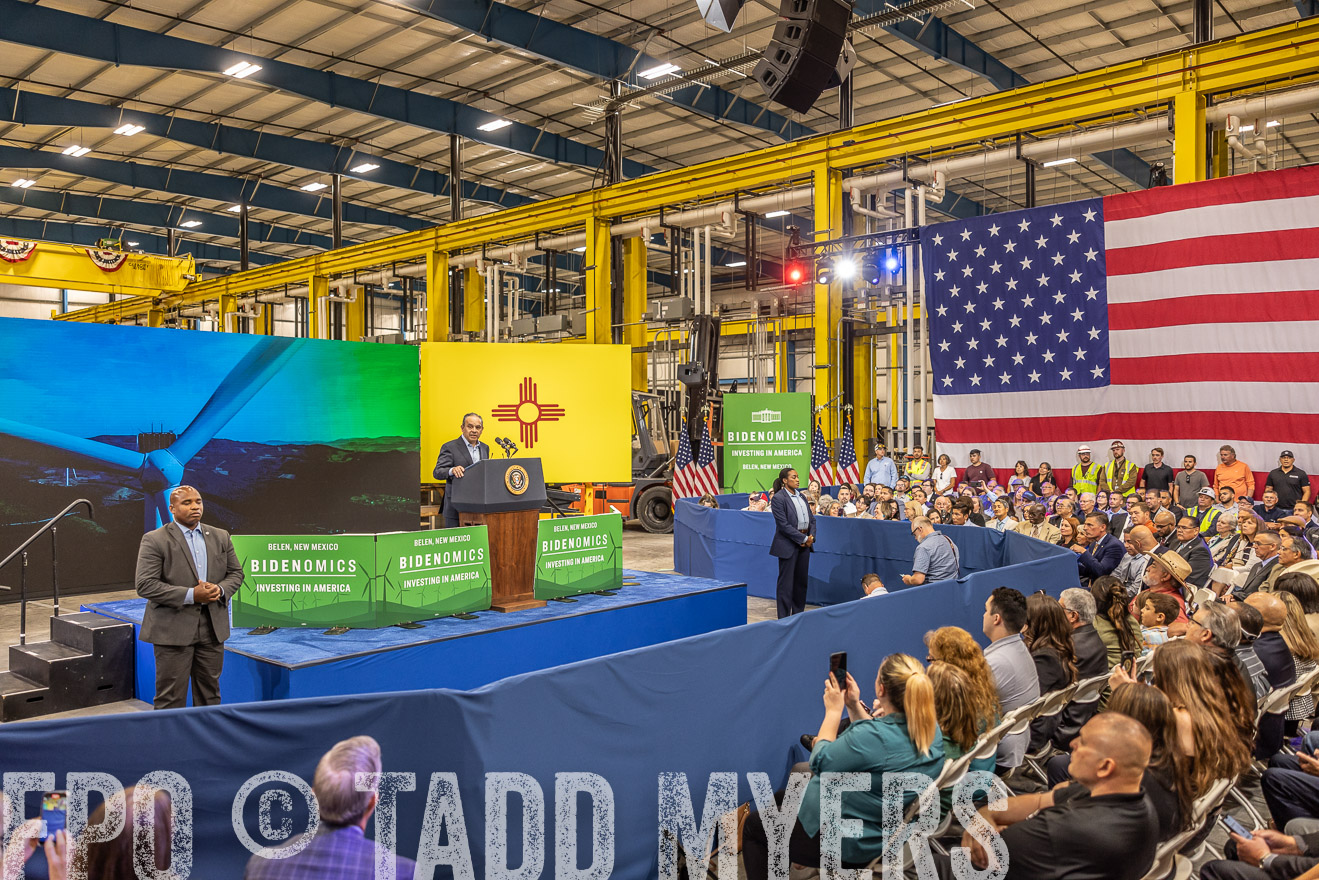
[39,791,67,843]
[1121,651,1136,676]
[829,652,847,690]
[1220,815,1252,839]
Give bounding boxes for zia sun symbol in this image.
[491,377,566,449]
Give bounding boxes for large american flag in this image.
[672,418,720,499]
[923,166,1319,473]
[809,419,835,486]
[837,415,861,485]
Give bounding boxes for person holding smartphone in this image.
[768,467,815,618]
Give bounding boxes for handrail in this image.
[0,498,95,576]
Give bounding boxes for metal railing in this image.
[0,499,95,645]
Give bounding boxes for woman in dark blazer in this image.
[769,467,816,618]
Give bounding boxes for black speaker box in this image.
[753,0,852,114]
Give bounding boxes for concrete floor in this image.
[1,527,778,722]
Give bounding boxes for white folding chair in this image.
[1138,777,1233,880]
[1020,683,1081,784]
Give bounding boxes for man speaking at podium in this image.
[433,412,491,528]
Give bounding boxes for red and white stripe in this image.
[809,461,836,487]
[934,166,1319,484]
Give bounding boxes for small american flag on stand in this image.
[809,419,835,486]
[837,415,861,485]
[673,418,721,499]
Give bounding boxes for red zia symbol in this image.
[491,377,565,449]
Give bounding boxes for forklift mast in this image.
[678,314,722,444]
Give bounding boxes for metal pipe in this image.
[332,174,343,250]
[19,551,26,646]
[449,135,463,222]
[703,226,712,316]
[904,188,914,451]
[239,203,249,272]
[917,186,928,452]
[1207,83,1319,124]
[50,526,59,619]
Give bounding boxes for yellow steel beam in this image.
[1173,88,1208,184]
[853,322,874,451]
[426,250,449,342]
[622,237,648,391]
[814,163,844,443]
[462,267,484,334]
[58,18,1319,326]
[308,274,328,340]
[345,286,367,342]
[3,240,194,302]
[585,216,612,345]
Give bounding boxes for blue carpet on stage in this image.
[85,569,747,703]
[673,495,1080,605]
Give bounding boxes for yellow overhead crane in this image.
[55,17,1319,447]
[0,240,195,300]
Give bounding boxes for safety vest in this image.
[1072,462,1101,495]
[1187,505,1221,535]
[1102,459,1140,498]
[906,458,930,480]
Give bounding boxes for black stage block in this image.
[4,613,136,718]
[0,671,51,722]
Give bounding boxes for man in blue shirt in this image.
[863,442,898,489]
[902,516,960,585]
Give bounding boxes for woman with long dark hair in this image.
[1030,462,1055,496]
[741,655,944,879]
[1025,592,1077,749]
[1090,576,1141,669]
[1106,682,1194,840]
[1009,460,1031,493]
[768,467,815,618]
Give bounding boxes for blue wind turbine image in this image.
[0,317,421,595]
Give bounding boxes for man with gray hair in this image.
[901,516,960,585]
[1053,588,1109,749]
[245,736,416,879]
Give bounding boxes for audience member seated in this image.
[1200,820,1319,880]
[1073,513,1125,585]
[1107,682,1194,842]
[740,655,944,879]
[742,493,769,512]
[979,587,1040,772]
[1140,549,1191,623]
[1237,531,1283,599]
[987,497,1018,532]
[1091,576,1143,670]
[1277,591,1319,738]
[1015,503,1061,544]
[244,735,417,879]
[861,572,888,597]
[1138,590,1181,653]
[949,713,1158,880]
[1056,515,1082,549]
[1152,509,1178,548]
[1230,600,1275,702]
[1247,592,1298,760]
[1277,571,1319,644]
[1053,587,1111,750]
[928,660,998,812]
[1168,515,1215,589]
[1209,512,1244,567]
[1026,591,1078,750]
[951,498,985,526]
[901,516,960,586]
[698,493,719,509]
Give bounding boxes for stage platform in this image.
[84,569,746,704]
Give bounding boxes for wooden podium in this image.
[449,458,548,613]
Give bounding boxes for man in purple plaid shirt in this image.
[245,736,416,879]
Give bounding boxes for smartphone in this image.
[39,791,66,843]
[1219,814,1252,839]
[829,652,847,690]
[1121,650,1136,676]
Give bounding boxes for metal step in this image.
[0,671,51,722]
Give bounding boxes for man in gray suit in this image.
[432,412,491,528]
[134,485,243,709]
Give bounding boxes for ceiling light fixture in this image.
[180,220,203,229]
[114,123,145,136]
[349,162,379,173]
[572,246,587,253]
[1267,120,1281,128]
[1239,123,1255,133]
[1042,157,1077,168]
[476,119,512,132]
[224,61,263,79]
[126,241,139,247]
[12,178,35,188]
[764,210,789,219]
[725,260,746,268]
[301,181,328,192]
[227,204,243,213]
[639,63,681,79]
[62,145,91,157]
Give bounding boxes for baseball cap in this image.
[1281,450,1296,458]
[1198,487,1216,498]
[1076,445,1091,454]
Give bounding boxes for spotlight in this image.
[816,262,833,285]
[859,258,882,285]
[834,257,857,281]
[785,260,807,286]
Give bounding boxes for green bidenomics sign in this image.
[722,392,812,493]
[232,527,491,629]
[534,514,622,599]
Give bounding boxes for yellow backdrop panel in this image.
[420,343,632,483]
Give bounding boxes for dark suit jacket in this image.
[1168,535,1213,588]
[1106,512,1130,538]
[769,489,816,559]
[1052,624,1109,748]
[433,437,491,522]
[135,521,243,645]
[244,824,416,880]
[1235,556,1280,600]
[1255,631,1298,690]
[1076,534,1124,582]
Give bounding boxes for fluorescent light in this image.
[639,63,680,80]
[180,220,203,228]
[126,241,139,247]
[12,178,35,188]
[1267,120,1281,128]
[476,119,512,132]
[572,246,587,253]
[62,145,91,157]
[114,123,145,136]
[227,204,243,213]
[1042,157,1077,168]
[224,61,262,79]
[349,162,379,173]
[1239,123,1255,133]
[725,260,746,268]
[301,181,328,192]
[764,210,789,219]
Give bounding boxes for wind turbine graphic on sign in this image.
[0,337,303,531]
[490,377,565,449]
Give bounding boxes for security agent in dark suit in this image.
[432,412,492,528]
[769,467,815,618]
[134,485,243,710]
